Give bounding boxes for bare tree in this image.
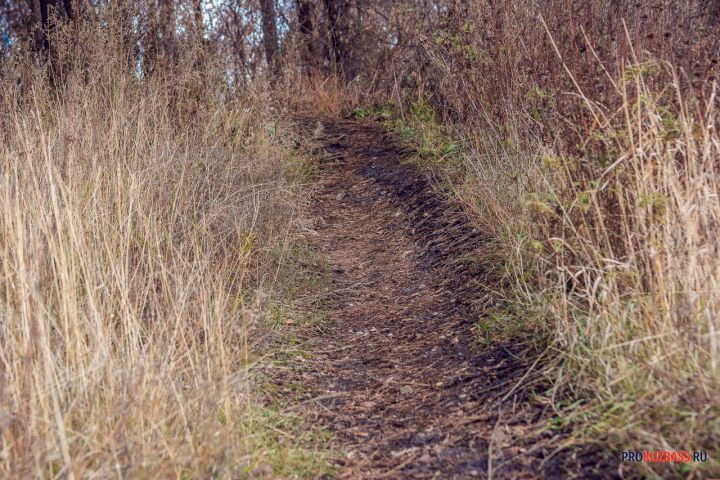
[193,0,203,34]
[260,0,279,75]
[159,0,177,61]
[323,0,349,78]
[296,0,316,74]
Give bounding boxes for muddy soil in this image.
[298,118,620,479]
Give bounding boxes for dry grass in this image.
[279,72,360,118]
[0,37,321,478]
[3,0,718,476]
[419,30,720,478]
[364,1,720,473]
[538,61,720,466]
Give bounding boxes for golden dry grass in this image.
[373,20,720,471]
[454,58,720,474]
[0,46,314,477]
[545,61,719,462]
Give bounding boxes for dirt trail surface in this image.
[300,118,619,479]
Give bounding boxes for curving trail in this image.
[301,118,619,479]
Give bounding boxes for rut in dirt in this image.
[302,118,619,479]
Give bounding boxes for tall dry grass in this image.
[532,61,720,465]
[385,1,720,472]
[0,35,297,478]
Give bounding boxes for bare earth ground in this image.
[295,118,621,479]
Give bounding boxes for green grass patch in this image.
[240,405,338,479]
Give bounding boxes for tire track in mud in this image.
[300,118,619,479]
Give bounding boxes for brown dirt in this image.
[298,118,621,479]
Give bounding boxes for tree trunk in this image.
[159,0,177,62]
[296,0,315,74]
[260,0,279,76]
[29,0,45,52]
[323,0,350,80]
[62,0,73,20]
[193,0,203,34]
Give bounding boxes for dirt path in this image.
[301,118,618,479]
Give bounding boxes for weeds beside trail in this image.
[0,39,332,478]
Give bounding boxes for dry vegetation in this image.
[0,26,328,477]
[353,1,720,474]
[1,0,719,477]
